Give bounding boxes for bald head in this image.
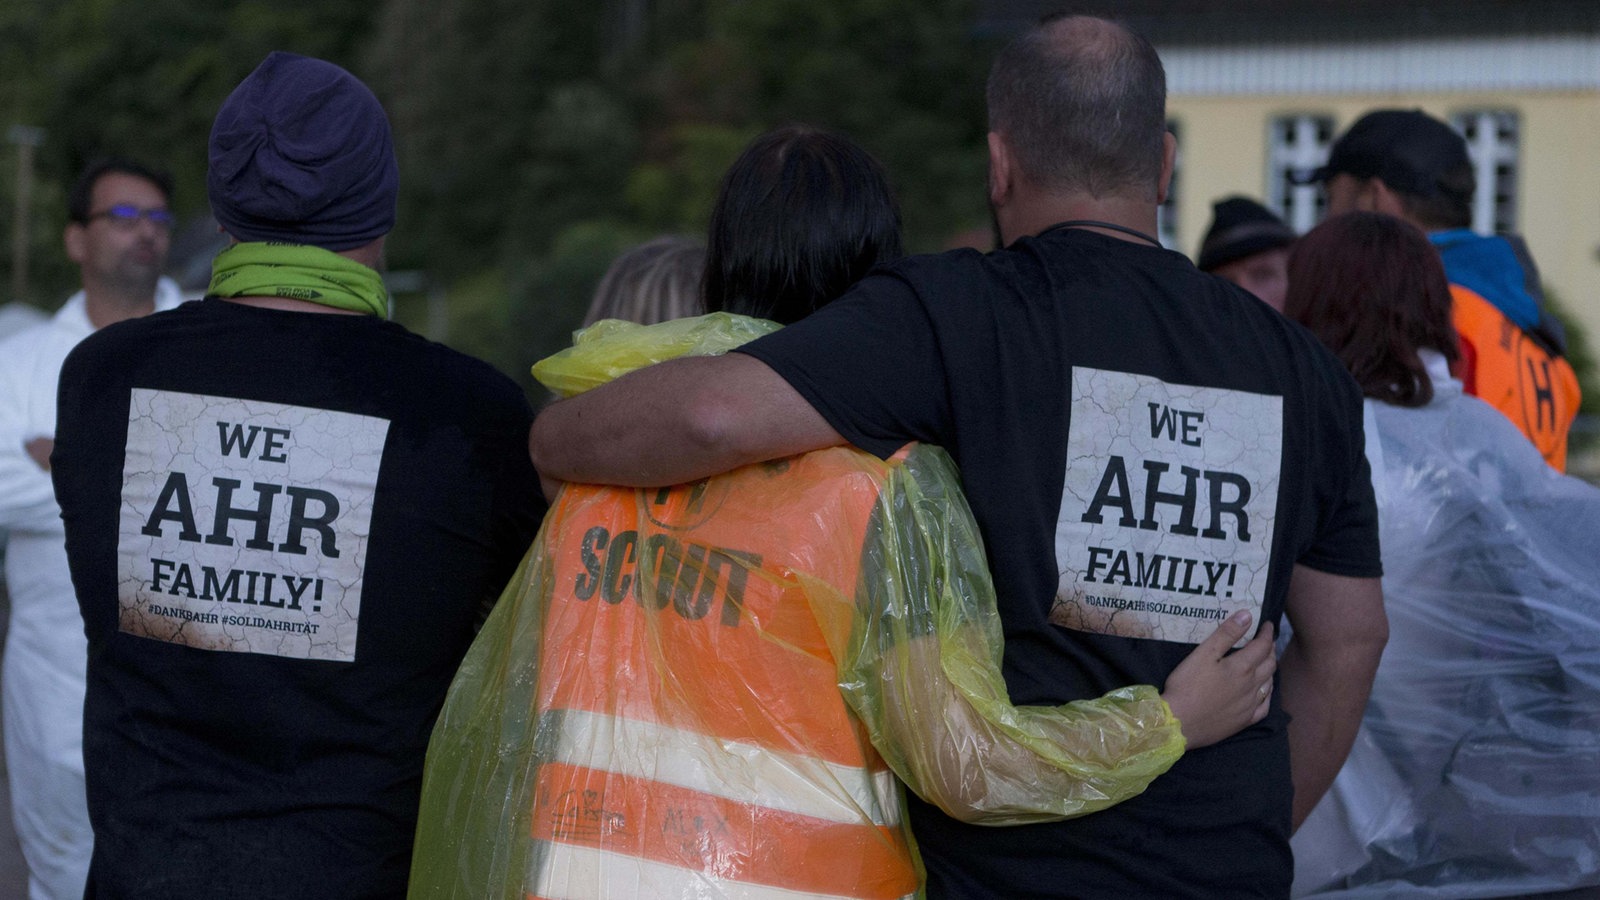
[986,15,1167,200]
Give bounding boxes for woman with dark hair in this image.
[1284,212,1600,898]
[412,127,1275,899]
[1282,211,1458,408]
[703,125,903,325]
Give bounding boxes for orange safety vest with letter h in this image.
[527,447,920,900]
[1450,284,1582,471]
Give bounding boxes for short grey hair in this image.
[985,15,1168,199]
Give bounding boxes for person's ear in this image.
[64,223,87,265]
[1157,131,1178,204]
[1367,179,1410,219]
[987,131,1014,209]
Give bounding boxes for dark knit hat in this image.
[1304,109,1472,200]
[1197,197,1295,272]
[208,52,398,251]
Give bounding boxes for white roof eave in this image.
[1163,35,1600,96]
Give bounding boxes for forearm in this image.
[0,445,56,528]
[841,447,1181,824]
[1279,628,1385,830]
[1280,565,1386,831]
[0,382,55,526]
[529,354,842,487]
[861,631,1182,826]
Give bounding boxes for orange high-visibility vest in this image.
[1450,285,1581,471]
[528,447,919,900]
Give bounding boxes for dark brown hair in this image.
[68,157,173,224]
[1284,211,1459,407]
[704,126,902,325]
[1397,160,1474,230]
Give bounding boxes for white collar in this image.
[51,277,185,337]
[1418,347,1461,399]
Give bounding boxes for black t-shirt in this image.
[740,228,1380,899]
[52,299,546,899]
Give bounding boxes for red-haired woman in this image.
[1283,211,1600,897]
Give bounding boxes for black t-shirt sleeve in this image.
[472,382,548,621]
[737,271,951,460]
[1297,369,1383,578]
[53,331,138,640]
[494,409,547,551]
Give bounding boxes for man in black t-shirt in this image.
[531,16,1385,899]
[51,54,545,898]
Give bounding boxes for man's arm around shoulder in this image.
[529,353,843,489]
[1280,564,1387,831]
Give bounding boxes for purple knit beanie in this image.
[208,52,398,251]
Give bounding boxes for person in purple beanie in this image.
[49,53,546,899]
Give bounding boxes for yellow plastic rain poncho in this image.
[409,313,1186,899]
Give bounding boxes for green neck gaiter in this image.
[207,242,388,318]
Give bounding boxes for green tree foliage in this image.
[513,0,993,377]
[507,219,653,395]
[1543,292,1596,408]
[4,0,994,386]
[364,0,631,280]
[0,0,375,305]
[36,0,374,192]
[646,0,993,250]
[365,0,993,384]
[362,0,646,379]
[1543,290,1599,460]
[625,123,758,236]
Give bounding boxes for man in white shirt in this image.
[0,304,45,342]
[0,158,181,900]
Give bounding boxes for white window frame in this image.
[1265,113,1334,234]
[1451,109,1519,234]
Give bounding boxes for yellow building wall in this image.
[1168,92,1600,356]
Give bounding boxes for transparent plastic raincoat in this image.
[410,314,1186,899]
[1293,354,1600,898]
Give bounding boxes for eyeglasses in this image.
[87,204,176,230]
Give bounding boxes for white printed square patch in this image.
[1051,368,1283,646]
[116,389,389,661]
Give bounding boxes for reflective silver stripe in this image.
[533,841,917,900]
[551,707,900,826]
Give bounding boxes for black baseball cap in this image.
[1301,109,1472,199]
